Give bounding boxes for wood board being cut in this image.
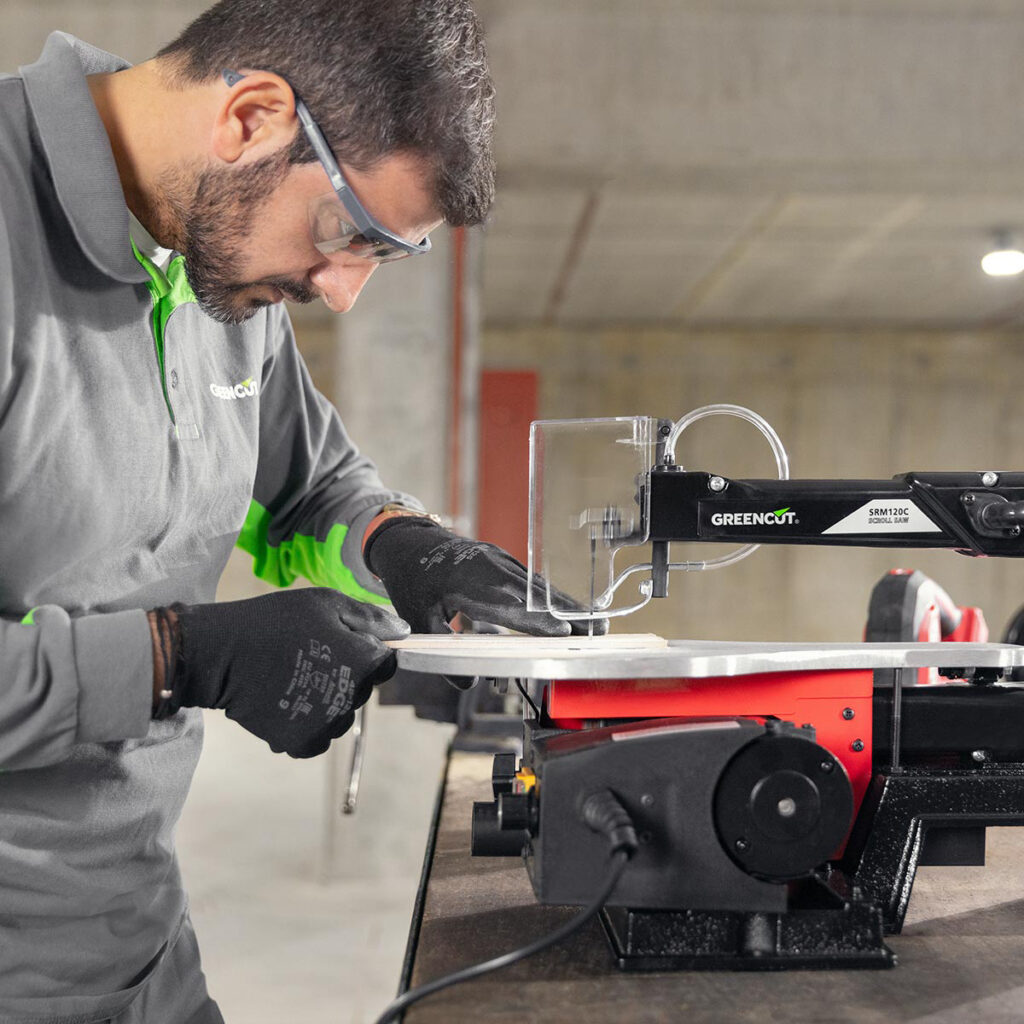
[386,633,668,653]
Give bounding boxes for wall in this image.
[484,326,1024,642]
[331,235,454,515]
[3,1,208,67]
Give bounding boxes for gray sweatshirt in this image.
[0,32,416,1021]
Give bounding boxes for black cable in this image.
[371,848,631,1024]
[514,678,541,720]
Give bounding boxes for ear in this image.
[211,71,298,165]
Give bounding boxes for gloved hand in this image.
[363,517,605,636]
[159,589,409,757]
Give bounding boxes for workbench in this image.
[399,749,1024,1024]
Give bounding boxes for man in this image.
[0,2,579,1020]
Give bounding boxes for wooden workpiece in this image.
[387,633,669,652]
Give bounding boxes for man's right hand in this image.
[150,589,409,758]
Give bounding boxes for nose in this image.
[309,258,377,313]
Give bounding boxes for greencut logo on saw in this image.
[710,507,797,527]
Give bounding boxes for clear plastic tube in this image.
[666,403,790,476]
[658,404,790,574]
[544,574,653,620]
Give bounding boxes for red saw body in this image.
[545,569,989,853]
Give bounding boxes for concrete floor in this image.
[175,550,454,1024]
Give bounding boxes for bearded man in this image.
[0,2,578,1019]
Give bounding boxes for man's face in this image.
[171,151,442,324]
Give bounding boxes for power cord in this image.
[371,790,637,1024]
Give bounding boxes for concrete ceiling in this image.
[475,0,1024,328]
[8,0,1024,330]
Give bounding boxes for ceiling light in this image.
[982,231,1024,277]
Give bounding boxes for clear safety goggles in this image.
[306,191,428,263]
[222,69,433,264]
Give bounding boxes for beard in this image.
[159,154,319,325]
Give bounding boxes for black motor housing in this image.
[474,717,853,911]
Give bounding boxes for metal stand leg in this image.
[890,666,903,771]
[343,704,367,815]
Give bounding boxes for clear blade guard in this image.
[527,417,655,620]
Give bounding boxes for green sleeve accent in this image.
[236,500,390,605]
[20,608,38,625]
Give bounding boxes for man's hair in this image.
[156,0,495,226]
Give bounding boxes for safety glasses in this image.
[222,70,433,263]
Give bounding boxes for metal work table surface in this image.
[400,749,1024,1024]
[392,635,1024,680]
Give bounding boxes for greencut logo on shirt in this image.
[210,377,259,401]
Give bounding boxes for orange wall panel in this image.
[477,370,538,563]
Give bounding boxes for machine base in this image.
[845,764,1024,932]
[600,876,896,971]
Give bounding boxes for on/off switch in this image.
[491,751,518,797]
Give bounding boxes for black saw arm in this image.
[648,470,1024,555]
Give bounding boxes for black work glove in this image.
[363,518,605,636]
[164,589,409,758]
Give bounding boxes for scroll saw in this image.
[392,405,1024,971]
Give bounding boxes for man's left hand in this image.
[363,517,602,636]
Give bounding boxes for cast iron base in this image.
[600,875,895,971]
